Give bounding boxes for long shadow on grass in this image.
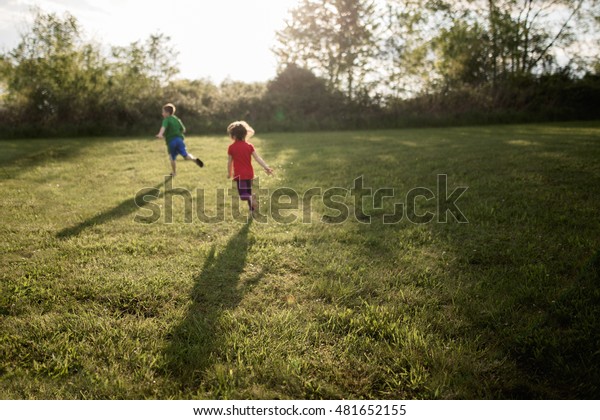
[164,221,262,392]
[0,138,93,178]
[56,181,165,239]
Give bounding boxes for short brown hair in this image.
[163,103,176,115]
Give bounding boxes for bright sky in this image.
[0,0,300,83]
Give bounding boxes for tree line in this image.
[1,2,599,138]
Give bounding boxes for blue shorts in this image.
[167,137,188,160]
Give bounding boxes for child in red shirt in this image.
[227,121,273,214]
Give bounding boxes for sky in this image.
[0,0,300,83]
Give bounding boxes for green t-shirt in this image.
[162,115,186,144]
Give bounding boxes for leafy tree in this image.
[162,78,220,132]
[209,79,267,133]
[145,33,180,86]
[274,0,380,99]
[109,41,157,120]
[109,33,178,103]
[0,55,10,103]
[106,32,180,130]
[0,9,182,135]
[471,0,589,78]
[263,63,347,130]
[433,20,490,89]
[385,0,595,93]
[3,9,97,124]
[381,0,447,97]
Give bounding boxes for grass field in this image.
[1,122,599,399]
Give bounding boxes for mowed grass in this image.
[1,122,599,399]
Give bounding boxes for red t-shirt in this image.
[228,140,255,180]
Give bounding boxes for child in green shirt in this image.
[155,103,204,176]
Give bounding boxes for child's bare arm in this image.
[252,151,273,175]
[241,121,255,139]
[227,155,233,179]
[155,126,165,139]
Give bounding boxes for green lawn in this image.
[1,122,599,399]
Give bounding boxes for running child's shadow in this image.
[56,181,165,239]
[164,221,264,391]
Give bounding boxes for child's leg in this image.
[169,157,177,176]
[236,180,253,210]
[184,153,204,168]
[178,139,203,168]
[167,139,179,176]
[246,182,255,211]
[172,137,203,168]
